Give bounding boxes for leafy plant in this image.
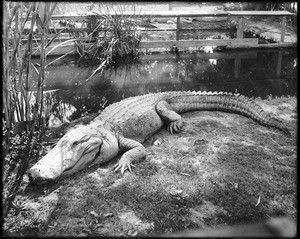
[76,3,149,81]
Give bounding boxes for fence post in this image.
[234,57,241,79]
[176,16,180,41]
[280,16,286,43]
[276,51,283,77]
[236,16,244,39]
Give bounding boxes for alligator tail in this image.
[231,94,290,136]
[169,91,291,136]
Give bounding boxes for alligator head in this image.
[28,124,119,185]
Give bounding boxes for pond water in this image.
[30,48,297,122]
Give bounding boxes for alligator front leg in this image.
[114,135,146,174]
[156,100,184,134]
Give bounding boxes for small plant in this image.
[76,3,149,80]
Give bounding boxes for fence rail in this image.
[23,10,296,56]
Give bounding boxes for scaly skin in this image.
[28,91,290,185]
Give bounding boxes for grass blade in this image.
[45,39,77,56]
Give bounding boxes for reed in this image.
[2,1,57,219]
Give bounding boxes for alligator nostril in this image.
[28,169,45,183]
[36,176,45,182]
[28,171,34,182]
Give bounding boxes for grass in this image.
[3,95,296,236]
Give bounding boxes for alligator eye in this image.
[72,141,79,146]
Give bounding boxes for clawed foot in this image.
[113,160,135,174]
[167,120,184,134]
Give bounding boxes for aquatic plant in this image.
[2,1,57,219]
[76,3,149,81]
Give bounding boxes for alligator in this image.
[28,91,290,185]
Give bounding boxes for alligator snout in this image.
[28,169,50,185]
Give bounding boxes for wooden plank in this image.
[236,17,244,39]
[234,57,241,79]
[26,10,295,22]
[276,51,283,77]
[226,42,296,49]
[227,11,295,16]
[46,28,89,33]
[22,28,89,34]
[29,39,295,57]
[139,52,257,61]
[92,10,230,17]
[178,27,234,31]
[28,15,86,21]
[140,38,258,48]
[280,16,286,43]
[26,11,230,21]
[23,26,234,36]
[141,28,177,31]
[176,16,180,41]
[22,37,93,44]
[31,42,78,56]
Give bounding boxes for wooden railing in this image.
[24,10,295,56]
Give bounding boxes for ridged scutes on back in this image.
[95,91,289,136]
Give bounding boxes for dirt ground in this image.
[4,96,297,236]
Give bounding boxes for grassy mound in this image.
[4,96,297,236]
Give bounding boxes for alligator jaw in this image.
[27,173,56,186]
[28,128,103,185]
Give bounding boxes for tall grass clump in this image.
[76,3,149,81]
[2,1,57,221]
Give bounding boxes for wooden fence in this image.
[25,10,296,56]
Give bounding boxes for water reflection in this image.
[30,49,297,123]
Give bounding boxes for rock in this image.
[153,138,162,146]
[90,211,99,217]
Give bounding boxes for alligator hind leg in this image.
[156,101,184,134]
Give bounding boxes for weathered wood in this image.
[234,57,241,79]
[176,16,180,41]
[28,39,296,57]
[226,42,296,49]
[29,39,259,56]
[46,28,89,33]
[227,11,295,16]
[280,16,286,43]
[22,10,296,56]
[27,11,230,21]
[31,42,78,56]
[236,17,244,39]
[276,51,283,77]
[140,38,258,48]
[26,10,294,22]
[139,52,257,61]
[23,26,236,36]
[22,28,89,34]
[140,28,176,31]
[21,37,91,44]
